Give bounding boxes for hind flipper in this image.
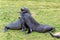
[50,28,55,32]
[4,26,8,32]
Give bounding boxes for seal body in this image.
[4,17,24,32]
[21,13,55,33]
[19,7,55,34]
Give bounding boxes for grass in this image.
[0,0,60,40]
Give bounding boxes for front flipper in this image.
[26,28,32,34]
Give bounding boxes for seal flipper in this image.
[4,26,8,32]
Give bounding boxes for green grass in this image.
[0,0,60,40]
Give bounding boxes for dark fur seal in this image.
[20,7,55,34]
[4,17,26,32]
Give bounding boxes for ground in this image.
[0,0,60,40]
